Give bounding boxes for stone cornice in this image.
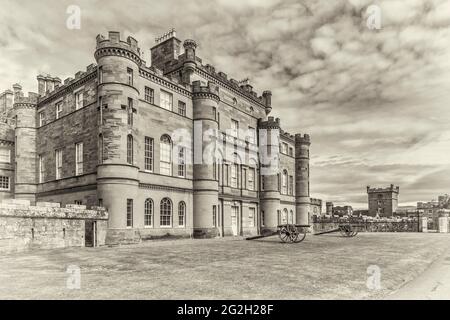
[95,46,141,65]
[139,68,192,98]
[139,183,193,193]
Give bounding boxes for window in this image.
[160,135,172,176]
[39,112,45,127]
[213,107,217,120]
[0,148,10,163]
[98,66,103,83]
[289,175,294,195]
[127,68,133,86]
[178,146,185,177]
[282,209,288,224]
[224,164,229,186]
[39,155,44,183]
[144,137,154,171]
[144,198,153,227]
[75,90,83,110]
[178,202,186,227]
[213,205,217,227]
[178,101,186,116]
[127,98,133,126]
[0,176,9,190]
[289,147,293,157]
[75,142,83,175]
[145,87,154,104]
[55,149,63,180]
[160,198,172,227]
[248,168,255,191]
[248,127,256,144]
[231,164,238,188]
[231,119,239,138]
[282,142,288,154]
[126,199,133,227]
[127,135,133,165]
[249,208,255,227]
[261,176,265,190]
[282,170,288,194]
[261,210,265,227]
[56,102,63,119]
[289,210,294,224]
[74,200,83,205]
[160,90,173,111]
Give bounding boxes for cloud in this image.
[1,0,449,208]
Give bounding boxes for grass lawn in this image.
[0,232,449,299]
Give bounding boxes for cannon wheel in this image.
[279,226,293,243]
[294,229,307,243]
[339,225,355,237]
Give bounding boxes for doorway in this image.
[231,206,239,236]
[85,220,97,247]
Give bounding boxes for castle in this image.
[0,30,316,243]
[367,185,399,217]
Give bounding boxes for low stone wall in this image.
[312,220,420,233]
[0,199,108,253]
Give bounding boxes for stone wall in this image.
[0,199,108,253]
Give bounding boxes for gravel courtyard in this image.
[1,232,449,299]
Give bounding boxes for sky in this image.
[1,0,449,208]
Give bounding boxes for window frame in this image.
[160,90,173,111]
[0,176,10,190]
[178,201,186,227]
[160,198,172,227]
[144,136,154,172]
[55,149,63,180]
[144,198,153,227]
[75,142,83,176]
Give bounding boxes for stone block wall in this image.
[0,199,108,253]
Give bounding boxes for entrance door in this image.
[85,221,97,247]
[231,206,239,236]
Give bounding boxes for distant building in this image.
[367,184,399,217]
[418,194,450,218]
[333,205,353,217]
[326,201,333,215]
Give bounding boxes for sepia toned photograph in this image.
[0,0,449,307]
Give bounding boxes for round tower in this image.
[182,39,197,84]
[192,80,220,237]
[295,133,311,225]
[13,88,38,203]
[94,31,141,243]
[258,116,281,231]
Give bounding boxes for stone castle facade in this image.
[0,30,316,243]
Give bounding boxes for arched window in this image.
[98,134,104,164]
[282,208,288,224]
[127,134,133,165]
[178,201,186,227]
[289,210,294,224]
[160,135,172,176]
[144,198,153,227]
[282,170,288,194]
[160,198,172,227]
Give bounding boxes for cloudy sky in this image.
[1,0,449,208]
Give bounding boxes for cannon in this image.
[245,224,310,243]
[313,224,358,237]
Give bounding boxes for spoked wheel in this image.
[279,226,291,243]
[294,229,306,243]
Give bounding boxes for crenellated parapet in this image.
[192,80,220,102]
[367,184,399,194]
[258,116,280,130]
[95,31,142,65]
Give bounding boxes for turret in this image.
[192,80,220,237]
[13,90,39,203]
[295,133,311,224]
[94,31,141,242]
[0,89,13,114]
[262,90,272,116]
[181,39,198,84]
[258,116,281,231]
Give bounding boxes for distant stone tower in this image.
[295,134,311,225]
[367,184,399,217]
[192,80,220,237]
[326,201,334,216]
[95,31,141,241]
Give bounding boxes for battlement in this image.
[367,184,400,193]
[258,116,280,129]
[310,198,322,206]
[192,80,220,100]
[95,31,141,64]
[295,133,311,144]
[37,74,62,96]
[280,129,295,141]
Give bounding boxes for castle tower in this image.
[13,86,39,203]
[258,116,281,230]
[295,134,311,225]
[94,31,141,242]
[181,39,197,84]
[192,80,220,237]
[367,184,399,217]
[326,201,333,216]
